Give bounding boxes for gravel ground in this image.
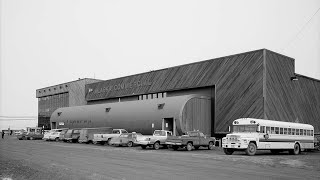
[1,135,320,180]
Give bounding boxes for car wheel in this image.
[154,142,160,150]
[127,141,133,147]
[107,139,112,145]
[289,143,300,155]
[30,137,34,140]
[186,142,193,151]
[223,148,234,155]
[208,141,214,150]
[245,142,257,156]
[141,145,147,149]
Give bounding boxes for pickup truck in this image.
[166,131,215,151]
[136,130,172,150]
[93,129,128,145]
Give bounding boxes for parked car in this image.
[166,131,215,151]
[48,129,68,141]
[43,130,54,141]
[93,129,128,145]
[109,132,143,147]
[64,129,81,143]
[59,129,69,141]
[78,127,112,144]
[17,127,44,140]
[136,130,172,150]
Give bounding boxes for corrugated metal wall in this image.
[265,50,320,133]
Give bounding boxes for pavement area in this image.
[0,135,320,180]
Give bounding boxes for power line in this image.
[280,6,320,52]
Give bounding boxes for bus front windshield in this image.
[233,125,258,133]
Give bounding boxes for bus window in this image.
[271,127,275,134]
[266,126,270,134]
[280,128,283,134]
[288,128,291,135]
[292,128,295,135]
[311,130,314,136]
[303,130,306,136]
[300,129,303,136]
[296,129,300,135]
[275,127,279,134]
[307,130,310,136]
[284,128,287,135]
[260,126,265,133]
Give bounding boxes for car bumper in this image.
[222,143,247,149]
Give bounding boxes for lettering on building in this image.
[91,80,152,94]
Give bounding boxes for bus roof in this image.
[233,118,314,130]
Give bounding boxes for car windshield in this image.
[233,125,258,133]
[153,131,166,136]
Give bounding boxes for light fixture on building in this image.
[290,76,298,81]
[105,107,111,112]
[57,112,62,116]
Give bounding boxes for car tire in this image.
[223,148,234,155]
[30,137,34,140]
[141,145,147,149]
[107,139,112,145]
[245,142,257,156]
[154,142,160,150]
[208,141,214,150]
[127,141,133,147]
[186,142,193,151]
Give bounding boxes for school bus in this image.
[222,118,314,156]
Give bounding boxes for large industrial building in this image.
[37,49,320,137]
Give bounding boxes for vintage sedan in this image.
[109,133,143,147]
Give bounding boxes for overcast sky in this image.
[1,0,319,129]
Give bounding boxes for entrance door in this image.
[51,122,57,129]
[162,118,174,135]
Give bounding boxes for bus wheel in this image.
[290,143,300,155]
[245,142,257,156]
[223,148,234,155]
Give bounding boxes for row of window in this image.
[38,84,68,94]
[39,93,69,101]
[260,126,313,136]
[138,92,167,100]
